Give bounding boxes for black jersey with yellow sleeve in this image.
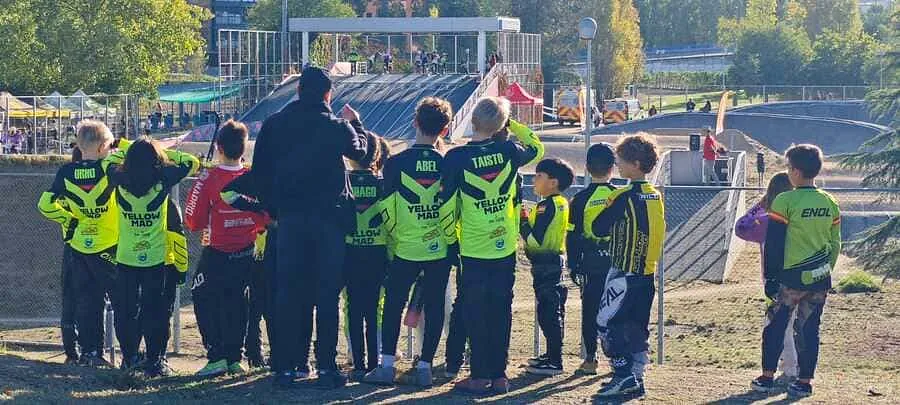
[590,181,665,275]
[346,170,388,247]
[38,157,122,254]
[521,194,569,261]
[438,119,544,259]
[382,144,445,261]
[113,148,199,267]
[567,183,617,273]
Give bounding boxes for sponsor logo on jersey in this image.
[408,203,440,220]
[428,241,440,252]
[123,211,161,227]
[80,206,109,219]
[495,239,505,250]
[800,208,831,218]
[473,195,510,215]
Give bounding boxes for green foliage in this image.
[0,0,208,95]
[797,0,862,39]
[248,0,355,30]
[836,270,882,293]
[863,4,893,38]
[806,30,881,85]
[636,0,745,49]
[728,25,813,85]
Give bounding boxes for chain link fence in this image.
[2,170,897,367]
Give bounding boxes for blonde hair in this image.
[76,120,114,150]
[471,97,510,136]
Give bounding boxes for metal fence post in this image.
[171,184,182,354]
[657,186,665,366]
[105,299,116,367]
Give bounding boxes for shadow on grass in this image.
[702,388,799,405]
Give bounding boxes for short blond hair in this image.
[76,120,114,150]
[471,97,510,136]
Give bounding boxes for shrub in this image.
[836,270,882,293]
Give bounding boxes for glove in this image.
[63,218,78,242]
[764,279,780,301]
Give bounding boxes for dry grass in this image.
[2,252,898,404]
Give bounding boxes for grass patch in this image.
[837,270,882,293]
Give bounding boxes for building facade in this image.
[189,0,256,66]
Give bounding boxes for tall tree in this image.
[636,0,745,49]
[585,0,645,97]
[797,0,862,38]
[838,8,899,279]
[805,29,880,85]
[0,0,207,94]
[248,0,355,30]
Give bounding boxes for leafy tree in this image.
[863,4,893,39]
[636,0,745,49]
[584,0,645,98]
[377,0,407,17]
[248,0,355,30]
[0,0,207,95]
[838,9,899,279]
[797,0,862,38]
[805,29,880,85]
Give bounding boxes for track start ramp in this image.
[240,74,477,140]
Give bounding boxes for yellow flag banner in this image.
[715,91,735,136]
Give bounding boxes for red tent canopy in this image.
[504,82,543,105]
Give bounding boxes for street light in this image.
[578,17,598,186]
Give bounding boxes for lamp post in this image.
[578,17,598,186]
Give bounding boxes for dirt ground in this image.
[2,248,898,404]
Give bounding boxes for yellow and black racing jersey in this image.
[38,153,125,254]
[591,181,665,275]
[765,186,841,290]
[439,119,544,259]
[113,147,199,267]
[567,182,617,272]
[521,194,569,260]
[382,144,445,261]
[346,169,388,247]
[166,198,188,273]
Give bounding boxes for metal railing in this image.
[2,170,897,370]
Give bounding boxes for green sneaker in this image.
[228,361,246,374]
[196,359,228,377]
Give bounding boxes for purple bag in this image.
[735,202,768,244]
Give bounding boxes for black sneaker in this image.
[596,374,640,397]
[273,371,298,389]
[120,354,145,371]
[526,359,563,376]
[144,359,174,378]
[314,369,348,389]
[787,381,812,399]
[751,375,776,393]
[64,355,79,366]
[350,368,367,382]
[78,351,112,368]
[527,353,549,367]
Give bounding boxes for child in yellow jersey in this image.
[568,143,618,375]
[591,134,665,398]
[109,136,199,375]
[521,158,575,376]
[38,121,119,368]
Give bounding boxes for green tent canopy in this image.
[159,85,242,104]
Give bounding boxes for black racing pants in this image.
[445,268,467,370]
[60,244,79,359]
[70,248,117,355]
[192,246,252,364]
[114,264,170,362]
[245,256,269,361]
[381,257,450,364]
[344,245,387,371]
[157,265,180,361]
[531,257,568,364]
[461,255,516,380]
[596,268,655,377]
[581,269,609,360]
[762,286,827,380]
[272,213,345,373]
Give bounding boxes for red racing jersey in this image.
[185,164,269,252]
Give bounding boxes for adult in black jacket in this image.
[235,67,370,389]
